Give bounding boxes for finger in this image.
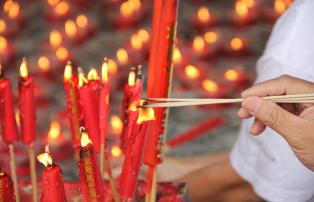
[242,96,305,138]
[237,107,251,119]
[300,106,314,121]
[249,119,266,136]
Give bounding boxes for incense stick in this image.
[9,144,20,202]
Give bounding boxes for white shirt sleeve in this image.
[230,0,314,201]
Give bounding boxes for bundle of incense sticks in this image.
[142,93,314,108]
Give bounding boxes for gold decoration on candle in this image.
[184,65,200,80]
[202,79,218,93]
[37,145,53,167]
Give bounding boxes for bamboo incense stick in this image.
[102,154,120,202]
[100,143,105,179]
[28,144,38,202]
[9,144,20,202]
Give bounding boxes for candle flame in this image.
[128,0,141,11]
[111,146,122,157]
[128,100,140,112]
[193,36,205,52]
[137,106,155,124]
[137,29,149,43]
[120,1,133,17]
[81,130,92,147]
[3,0,14,13]
[224,69,239,81]
[76,14,88,29]
[7,2,20,19]
[108,59,118,75]
[49,30,62,49]
[244,0,255,8]
[37,145,53,167]
[128,69,136,87]
[274,0,291,14]
[0,20,6,34]
[235,0,249,17]
[173,47,182,64]
[116,48,128,65]
[87,68,99,81]
[64,61,73,81]
[54,1,69,16]
[56,47,69,61]
[15,111,20,126]
[65,20,77,38]
[48,120,61,141]
[202,79,218,93]
[0,36,8,53]
[204,31,218,44]
[48,0,60,7]
[20,58,28,78]
[230,37,244,51]
[184,65,200,79]
[197,7,210,23]
[130,34,143,50]
[111,115,122,135]
[78,71,87,88]
[38,56,50,72]
[101,58,108,82]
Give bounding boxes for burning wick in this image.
[37,145,53,167]
[111,115,123,135]
[48,120,61,143]
[111,146,122,158]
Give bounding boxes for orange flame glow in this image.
[204,32,218,44]
[193,36,205,52]
[274,0,288,14]
[7,2,20,19]
[65,20,77,38]
[50,30,62,48]
[48,120,61,141]
[76,14,88,29]
[202,79,218,93]
[20,58,28,78]
[128,70,136,87]
[47,0,60,7]
[101,58,109,82]
[0,20,6,34]
[129,0,141,11]
[111,115,123,135]
[116,48,128,65]
[87,68,99,81]
[130,34,143,50]
[120,1,133,17]
[108,59,118,75]
[54,1,69,16]
[38,56,50,72]
[137,29,149,43]
[3,0,14,13]
[111,146,122,157]
[230,37,244,51]
[173,47,182,64]
[81,131,92,147]
[78,71,87,88]
[197,7,210,23]
[235,0,249,17]
[184,65,200,79]
[0,36,8,53]
[37,145,53,167]
[56,47,69,61]
[63,61,73,81]
[224,69,239,81]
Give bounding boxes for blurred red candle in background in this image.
[0,172,15,202]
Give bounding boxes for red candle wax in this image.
[78,73,101,153]
[63,62,82,148]
[0,71,18,144]
[0,173,15,202]
[78,131,104,202]
[18,58,36,145]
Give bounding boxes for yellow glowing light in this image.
[193,36,205,52]
[56,47,69,61]
[37,148,53,167]
[274,0,286,14]
[38,56,50,72]
[54,1,69,16]
[173,47,182,64]
[15,111,20,126]
[76,14,88,29]
[130,34,143,50]
[137,29,149,43]
[20,58,28,78]
[0,36,8,53]
[3,0,14,13]
[111,115,123,135]
[87,68,99,81]
[116,48,128,65]
[129,0,141,11]
[230,37,244,51]
[244,0,255,8]
[48,0,60,6]
[48,120,61,141]
[7,2,20,19]
[111,146,122,157]
[128,100,140,112]
[108,59,118,75]
[137,106,155,124]
[101,58,109,82]
[202,79,218,93]
[204,32,218,44]
[224,69,239,81]
[65,20,77,38]
[197,7,210,23]
[184,65,200,79]
[78,72,87,88]
[128,70,136,87]
[0,20,6,33]
[235,0,249,17]
[120,1,133,17]
[81,131,92,147]
[64,61,72,81]
[50,30,62,48]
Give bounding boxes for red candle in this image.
[87,68,101,108]
[0,172,15,202]
[78,130,104,202]
[78,72,101,153]
[99,58,110,147]
[63,62,81,148]
[119,103,155,200]
[18,58,36,145]
[37,146,66,202]
[0,66,18,144]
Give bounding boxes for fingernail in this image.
[242,97,262,114]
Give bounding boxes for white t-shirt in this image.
[230,0,314,202]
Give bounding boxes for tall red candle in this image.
[63,62,81,148]
[78,130,104,202]
[78,72,101,153]
[0,172,15,202]
[0,66,18,144]
[18,58,36,145]
[37,146,66,202]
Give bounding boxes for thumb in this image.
[242,96,304,138]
